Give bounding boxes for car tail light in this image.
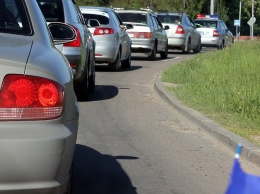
[127,32,152,38]
[93,28,114,35]
[0,74,64,121]
[175,25,185,34]
[213,30,219,37]
[64,26,81,47]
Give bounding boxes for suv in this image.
[37,0,96,100]
[193,14,233,49]
[157,12,201,54]
[80,6,132,71]
[116,9,168,60]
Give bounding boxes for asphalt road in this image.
[72,50,260,194]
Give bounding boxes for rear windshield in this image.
[117,13,147,25]
[194,20,218,28]
[157,15,181,24]
[82,12,109,25]
[37,0,64,22]
[0,0,32,35]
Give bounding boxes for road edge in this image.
[154,72,260,168]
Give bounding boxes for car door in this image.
[186,15,200,49]
[219,21,229,46]
[109,10,127,59]
[150,14,164,52]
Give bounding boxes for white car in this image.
[194,14,233,49]
[80,6,132,71]
[157,12,201,54]
[116,9,169,60]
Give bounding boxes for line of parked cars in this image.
[0,1,234,193]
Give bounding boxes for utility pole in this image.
[239,1,242,40]
[210,0,214,14]
[251,0,254,40]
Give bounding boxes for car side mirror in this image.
[48,23,76,45]
[88,19,100,27]
[164,25,170,30]
[125,23,134,30]
[195,23,201,28]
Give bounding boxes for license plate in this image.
[128,33,134,38]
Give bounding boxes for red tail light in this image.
[93,28,114,35]
[175,25,185,34]
[64,26,81,47]
[127,32,152,38]
[213,30,219,37]
[0,74,64,121]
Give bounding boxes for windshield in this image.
[157,15,181,24]
[194,20,218,28]
[117,13,147,25]
[0,0,32,35]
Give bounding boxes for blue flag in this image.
[226,145,260,194]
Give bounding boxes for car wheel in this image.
[88,65,95,92]
[182,38,191,54]
[75,65,89,101]
[66,164,73,194]
[148,43,157,61]
[193,39,201,54]
[160,43,168,59]
[122,53,131,69]
[109,50,121,71]
[218,41,224,50]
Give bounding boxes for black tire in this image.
[74,67,89,101]
[88,59,95,91]
[182,39,191,54]
[109,50,121,71]
[193,39,201,54]
[148,44,157,61]
[66,165,73,194]
[160,43,168,59]
[218,41,224,50]
[122,53,131,69]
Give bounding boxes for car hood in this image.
[0,35,33,69]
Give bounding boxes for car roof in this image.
[79,6,114,12]
[157,12,182,16]
[115,9,151,14]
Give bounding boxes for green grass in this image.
[162,41,260,145]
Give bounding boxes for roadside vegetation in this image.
[162,41,260,145]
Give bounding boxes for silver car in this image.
[0,0,78,193]
[157,12,201,54]
[194,14,233,49]
[37,0,96,101]
[79,6,132,71]
[116,9,169,60]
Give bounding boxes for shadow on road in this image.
[73,144,138,194]
[95,64,142,72]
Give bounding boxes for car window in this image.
[0,0,32,35]
[110,11,121,26]
[37,0,64,22]
[220,21,227,30]
[154,16,163,29]
[82,12,109,25]
[187,16,195,28]
[157,15,180,24]
[117,13,147,25]
[194,20,217,28]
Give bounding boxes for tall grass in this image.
[162,42,260,139]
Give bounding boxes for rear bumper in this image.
[167,36,185,50]
[130,38,154,53]
[0,119,78,193]
[201,37,221,47]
